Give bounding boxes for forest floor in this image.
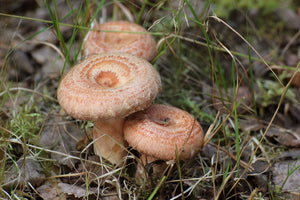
[0,0,300,199]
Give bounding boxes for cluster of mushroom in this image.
[57,21,204,169]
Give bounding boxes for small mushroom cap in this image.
[57,53,161,121]
[83,21,157,61]
[124,104,204,161]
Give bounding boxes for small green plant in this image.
[256,71,297,109]
[9,103,43,142]
[280,158,300,192]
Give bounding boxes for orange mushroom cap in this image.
[124,104,204,161]
[83,21,157,61]
[57,53,161,121]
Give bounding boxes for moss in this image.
[212,0,292,18]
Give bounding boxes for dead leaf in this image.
[266,126,300,147]
[236,117,263,132]
[3,156,45,189]
[78,155,106,174]
[75,155,115,186]
[58,182,97,198]
[272,160,300,192]
[277,149,300,161]
[38,117,84,168]
[36,181,64,200]
[11,50,35,75]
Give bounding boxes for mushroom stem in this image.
[93,119,126,166]
[57,53,161,166]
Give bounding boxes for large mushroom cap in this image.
[83,21,157,61]
[124,104,204,161]
[57,53,161,121]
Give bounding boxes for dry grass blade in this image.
[209,15,283,86]
[1,0,299,199]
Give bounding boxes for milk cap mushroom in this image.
[57,53,161,165]
[124,104,204,161]
[83,21,157,61]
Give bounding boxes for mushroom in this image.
[124,104,204,179]
[83,21,157,61]
[57,53,161,165]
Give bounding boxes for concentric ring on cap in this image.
[124,104,204,161]
[57,53,161,121]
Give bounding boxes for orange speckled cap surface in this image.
[57,53,161,121]
[124,104,204,161]
[83,21,157,61]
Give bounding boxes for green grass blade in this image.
[136,0,149,24]
[147,175,167,200]
[90,0,106,26]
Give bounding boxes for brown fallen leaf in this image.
[36,181,64,200]
[277,149,300,161]
[272,159,300,192]
[10,50,35,75]
[235,117,263,132]
[266,126,300,147]
[38,117,84,168]
[2,156,45,189]
[58,182,97,198]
